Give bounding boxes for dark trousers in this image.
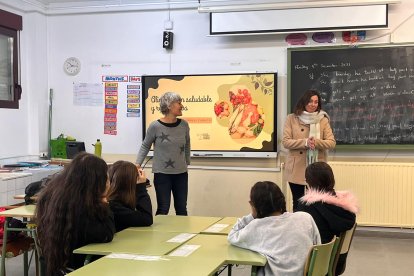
[289,182,306,212]
[154,172,188,216]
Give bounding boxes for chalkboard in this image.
[288,44,414,147]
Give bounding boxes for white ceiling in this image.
[36,0,89,3]
[3,0,401,14]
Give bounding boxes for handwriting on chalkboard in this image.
[289,45,414,145]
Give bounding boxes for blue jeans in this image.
[154,172,188,216]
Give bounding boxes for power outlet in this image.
[39,152,48,158]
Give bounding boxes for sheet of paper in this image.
[168,245,201,257]
[166,233,196,243]
[105,253,167,261]
[203,223,229,233]
[73,83,103,106]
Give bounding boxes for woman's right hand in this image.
[136,168,147,184]
[307,137,316,150]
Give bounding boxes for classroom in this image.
[0,0,414,275]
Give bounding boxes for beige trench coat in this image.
[282,113,336,185]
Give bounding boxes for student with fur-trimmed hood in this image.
[298,162,359,275]
[298,162,359,243]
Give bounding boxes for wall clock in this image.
[63,57,81,76]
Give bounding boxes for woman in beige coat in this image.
[283,90,335,211]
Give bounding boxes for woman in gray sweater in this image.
[228,181,321,276]
[136,92,190,215]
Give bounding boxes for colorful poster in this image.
[127,79,141,118]
[104,82,118,135]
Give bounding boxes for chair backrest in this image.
[304,237,337,276]
[329,223,357,276]
[328,237,341,276]
[339,223,357,254]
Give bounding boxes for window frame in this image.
[0,9,22,109]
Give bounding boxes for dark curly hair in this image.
[250,181,286,218]
[36,152,109,275]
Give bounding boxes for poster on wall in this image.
[73,83,103,106]
[142,73,277,158]
[127,83,141,118]
[102,75,143,135]
[103,82,118,135]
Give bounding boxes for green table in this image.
[0,205,36,276]
[74,229,190,256]
[67,254,223,276]
[178,234,267,276]
[179,234,266,267]
[69,234,266,276]
[0,205,35,218]
[200,217,238,235]
[128,215,222,233]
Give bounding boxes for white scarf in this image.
[298,110,330,165]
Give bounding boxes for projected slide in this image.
[142,73,277,156]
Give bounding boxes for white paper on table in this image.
[203,223,229,233]
[168,244,201,257]
[105,253,168,261]
[166,233,196,243]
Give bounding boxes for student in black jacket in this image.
[298,162,359,275]
[107,161,153,232]
[36,153,115,275]
[298,162,358,243]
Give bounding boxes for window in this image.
[0,9,22,109]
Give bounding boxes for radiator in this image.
[329,161,414,228]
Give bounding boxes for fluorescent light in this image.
[198,0,401,13]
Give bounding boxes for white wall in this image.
[0,5,28,159]
[0,4,48,159]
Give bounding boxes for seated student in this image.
[298,162,358,275]
[36,152,115,275]
[228,181,321,276]
[298,162,358,243]
[107,160,153,232]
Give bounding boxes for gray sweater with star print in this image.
[136,119,190,174]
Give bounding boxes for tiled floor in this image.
[4,235,414,275]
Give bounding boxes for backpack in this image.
[24,174,54,204]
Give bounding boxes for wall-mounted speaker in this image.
[163,31,173,49]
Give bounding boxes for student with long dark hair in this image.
[228,181,320,276]
[107,160,153,232]
[36,152,115,275]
